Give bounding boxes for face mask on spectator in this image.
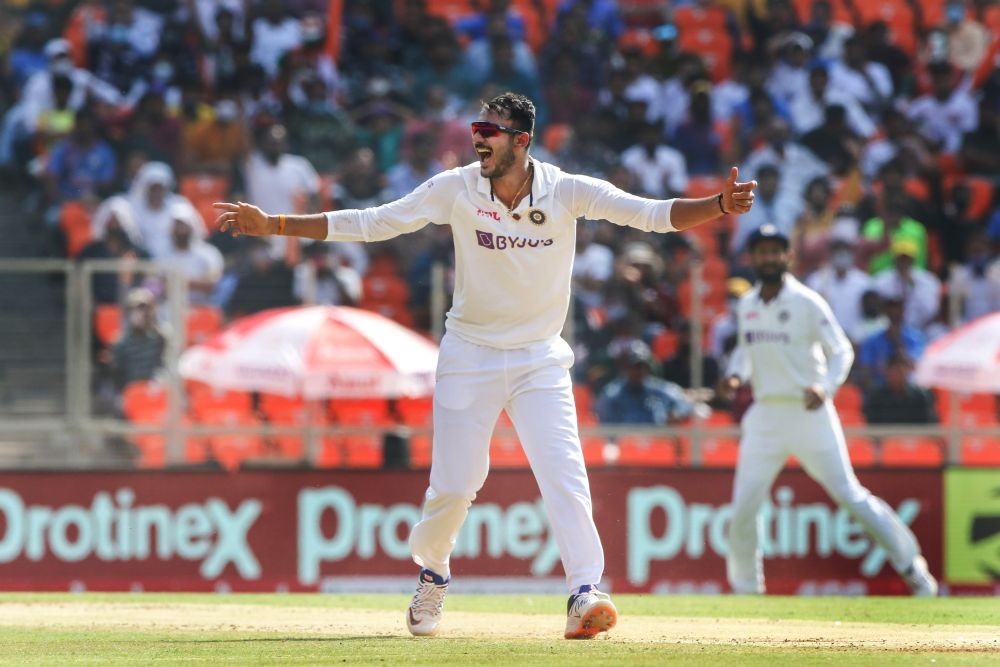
[153,61,174,82]
[831,249,854,270]
[110,24,130,45]
[946,2,965,24]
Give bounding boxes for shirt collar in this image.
[473,157,553,202]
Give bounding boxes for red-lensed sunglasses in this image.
[471,121,526,138]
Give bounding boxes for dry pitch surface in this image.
[1,593,998,665]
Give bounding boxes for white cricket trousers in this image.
[408,332,605,592]
[726,400,921,593]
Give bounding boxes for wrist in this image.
[716,192,728,215]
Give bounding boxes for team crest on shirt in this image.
[778,310,790,323]
[527,209,547,225]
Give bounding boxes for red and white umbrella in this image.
[179,306,438,398]
[914,312,1000,393]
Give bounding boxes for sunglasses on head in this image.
[471,121,526,138]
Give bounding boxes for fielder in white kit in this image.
[215,93,757,638]
[719,225,938,596]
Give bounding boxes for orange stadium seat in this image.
[880,436,944,467]
[202,413,266,470]
[580,436,606,466]
[60,200,93,257]
[678,27,733,81]
[94,304,123,346]
[259,392,307,423]
[573,383,594,416]
[410,434,433,468]
[651,330,679,361]
[944,175,995,220]
[122,380,168,423]
[185,305,223,346]
[698,432,740,467]
[674,5,728,32]
[187,381,253,422]
[847,437,878,466]
[917,0,946,28]
[834,383,863,415]
[396,396,434,427]
[341,434,383,468]
[936,391,999,425]
[179,174,229,232]
[961,435,1000,466]
[329,398,392,426]
[615,435,678,466]
[490,433,530,467]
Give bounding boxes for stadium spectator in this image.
[620,122,688,199]
[673,81,724,175]
[226,237,298,318]
[860,191,929,273]
[244,123,321,259]
[871,239,941,329]
[804,0,854,61]
[661,321,720,390]
[959,97,1000,176]
[944,0,991,73]
[573,223,614,310]
[766,32,813,109]
[285,75,357,175]
[949,231,1000,323]
[596,341,694,425]
[125,161,206,260]
[162,205,225,306]
[79,225,148,306]
[852,288,890,345]
[250,0,302,77]
[708,276,752,367]
[20,39,121,133]
[789,64,875,139]
[806,226,873,344]
[741,118,828,202]
[857,292,927,389]
[790,176,838,275]
[292,241,362,306]
[182,97,249,174]
[828,35,893,116]
[800,104,862,175]
[385,133,443,201]
[730,163,801,256]
[905,62,978,155]
[111,287,166,391]
[44,108,117,205]
[863,353,938,424]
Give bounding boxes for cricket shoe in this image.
[564,586,617,639]
[406,569,449,637]
[902,556,938,597]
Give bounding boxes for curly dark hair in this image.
[481,92,536,146]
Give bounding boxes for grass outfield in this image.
[0,593,998,665]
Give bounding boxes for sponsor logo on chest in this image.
[476,230,554,251]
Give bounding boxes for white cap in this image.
[44,38,71,59]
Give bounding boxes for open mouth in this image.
[476,145,493,166]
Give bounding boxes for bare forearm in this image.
[670,196,726,231]
[266,213,329,241]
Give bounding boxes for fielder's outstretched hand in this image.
[214,201,271,237]
[722,166,756,215]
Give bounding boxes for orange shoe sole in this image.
[564,601,618,639]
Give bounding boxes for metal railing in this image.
[0,258,994,469]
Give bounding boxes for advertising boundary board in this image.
[0,468,946,595]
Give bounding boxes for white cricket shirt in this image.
[727,275,853,401]
[325,160,675,349]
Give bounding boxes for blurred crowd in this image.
[0,0,998,428]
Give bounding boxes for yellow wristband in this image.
[277,214,286,235]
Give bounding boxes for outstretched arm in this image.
[670,166,756,231]
[214,203,329,240]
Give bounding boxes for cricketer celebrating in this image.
[719,225,938,597]
[216,92,756,639]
